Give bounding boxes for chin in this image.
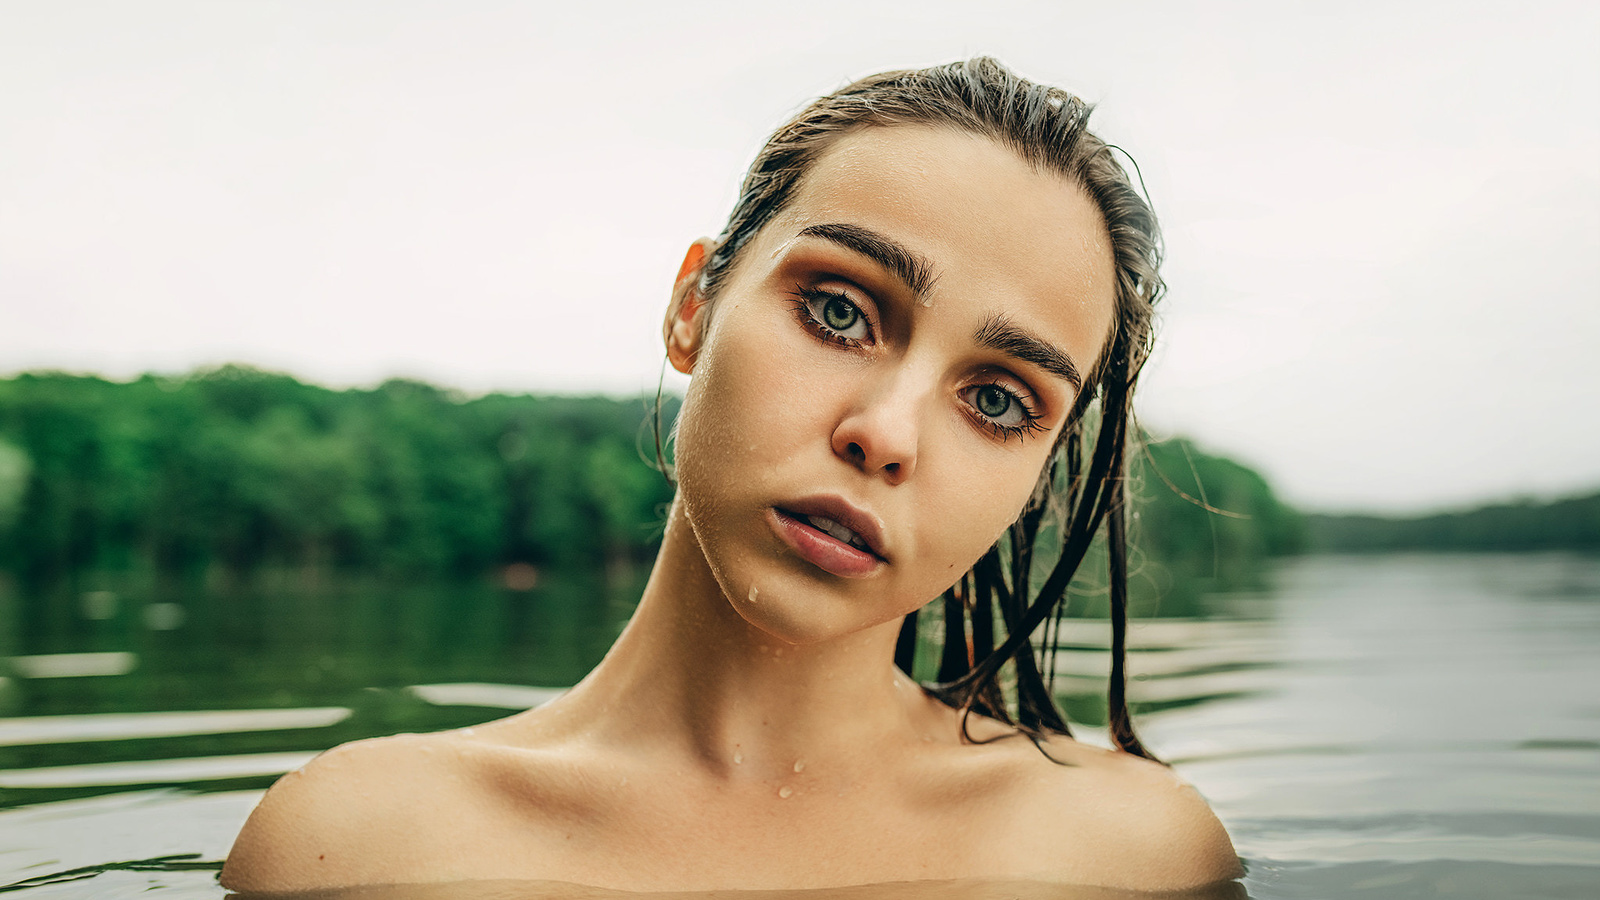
[725,569,913,648]
[729,581,846,646]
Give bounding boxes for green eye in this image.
[975,385,1011,418]
[822,297,859,331]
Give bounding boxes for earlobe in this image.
[664,239,715,375]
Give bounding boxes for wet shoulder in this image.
[220,729,502,891]
[1001,733,1242,890]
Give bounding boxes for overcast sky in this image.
[3,1,1597,512]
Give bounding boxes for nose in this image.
[831,370,923,485]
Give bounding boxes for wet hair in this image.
[661,57,1163,759]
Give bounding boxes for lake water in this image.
[1,554,1596,898]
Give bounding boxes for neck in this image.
[564,497,931,780]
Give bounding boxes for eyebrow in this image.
[797,223,938,299]
[972,314,1083,390]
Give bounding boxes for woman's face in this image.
[668,125,1117,646]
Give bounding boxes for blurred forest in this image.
[0,367,679,584]
[1306,494,1600,553]
[0,367,1297,615]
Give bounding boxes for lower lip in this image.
[768,508,885,579]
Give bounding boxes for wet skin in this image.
[222,126,1241,893]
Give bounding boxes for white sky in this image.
[2,0,1597,512]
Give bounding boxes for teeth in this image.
[803,514,868,551]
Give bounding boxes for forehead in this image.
[763,125,1117,362]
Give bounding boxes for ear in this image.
[664,238,716,375]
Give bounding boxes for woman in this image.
[222,58,1241,894]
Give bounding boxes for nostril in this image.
[847,442,866,462]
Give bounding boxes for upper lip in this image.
[777,495,889,561]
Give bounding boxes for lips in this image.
[768,495,888,579]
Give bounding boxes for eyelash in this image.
[786,284,1047,442]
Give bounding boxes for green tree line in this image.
[0,368,1301,594]
[1305,493,1600,553]
[0,367,677,583]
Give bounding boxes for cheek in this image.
[673,352,747,548]
[673,307,822,532]
[909,435,1048,592]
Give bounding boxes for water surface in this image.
[1,555,1596,898]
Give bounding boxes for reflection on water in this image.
[405,683,565,710]
[0,708,351,747]
[5,864,1245,900]
[233,876,1247,900]
[0,751,319,789]
[6,652,138,679]
[1,555,1597,898]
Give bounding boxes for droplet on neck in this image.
[778,785,794,799]
[793,760,805,773]
[733,751,743,765]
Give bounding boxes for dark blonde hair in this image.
[676,57,1164,758]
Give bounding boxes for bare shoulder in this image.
[220,730,480,892]
[1001,733,1242,891]
[905,692,1240,890]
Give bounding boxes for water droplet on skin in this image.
[460,728,476,737]
[769,236,799,259]
[774,647,784,657]
[733,752,743,765]
[748,586,759,604]
[778,785,794,799]
[793,760,805,773]
[921,295,934,308]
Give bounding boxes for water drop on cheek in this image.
[778,785,794,799]
[734,751,743,765]
[793,760,805,773]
